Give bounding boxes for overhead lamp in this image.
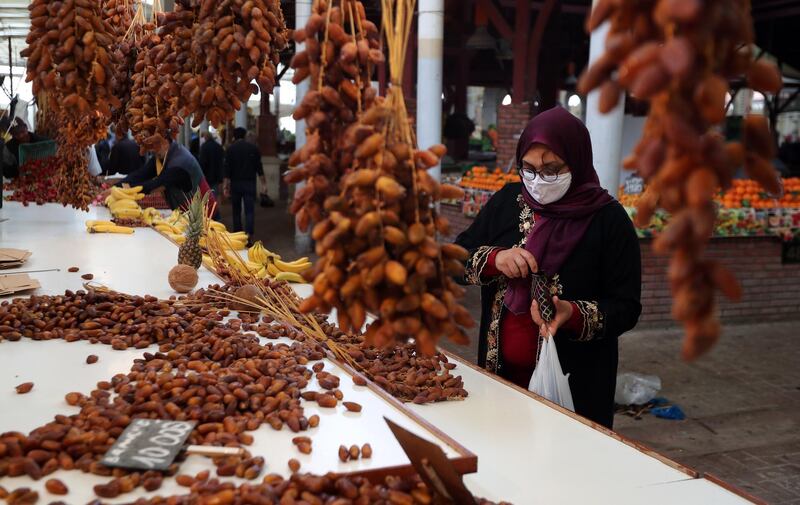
[466,25,496,51]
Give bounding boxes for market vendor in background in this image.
[2,118,48,179]
[455,106,642,428]
[103,138,217,212]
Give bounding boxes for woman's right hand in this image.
[495,247,538,278]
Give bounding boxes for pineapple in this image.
[177,191,208,269]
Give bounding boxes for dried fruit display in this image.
[3,157,102,206]
[285,0,382,231]
[22,0,121,210]
[120,472,510,504]
[127,26,180,153]
[0,285,472,501]
[185,0,288,127]
[580,0,783,360]
[290,0,473,353]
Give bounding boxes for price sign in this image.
[101,419,196,471]
[624,176,645,195]
[385,417,477,504]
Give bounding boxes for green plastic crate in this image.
[18,140,57,166]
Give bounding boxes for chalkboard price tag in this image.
[624,176,644,195]
[102,419,196,471]
[385,417,477,504]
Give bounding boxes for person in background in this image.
[190,132,200,160]
[106,139,216,211]
[199,131,225,196]
[107,131,145,176]
[2,118,47,178]
[95,133,111,174]
[224,127,265,244]
[454,107,641,429]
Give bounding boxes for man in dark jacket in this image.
[107,133,144,175]
[224,127,265,241]
[199,132,225,196]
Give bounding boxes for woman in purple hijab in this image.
[455,107,641,428]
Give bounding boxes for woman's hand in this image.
[495,248,538,278]
[531,296,574,338]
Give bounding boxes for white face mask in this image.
[522,171,572,205]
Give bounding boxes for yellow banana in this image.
[113,209,143,219]
[256,265,269,279]
[118,185,143,194]
[85,220,115,228]
[111,187,138,200]
[88,224,134,234]
[274,258,312,273]
[202,254,215,271]
[266,262,282,277]
[104,195,117,206]
[110,200,140,211]
[156,224,181,234]
[168,233,186,244]
[275,271,305,283]
[208,220,227,232]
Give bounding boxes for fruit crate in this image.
[18,140,57,166]
[139,192,171,209]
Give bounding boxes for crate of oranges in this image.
[719,178,800,209]
[459,166,520,192]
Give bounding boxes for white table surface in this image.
[0,202,754,504]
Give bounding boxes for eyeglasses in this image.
[519,162,567,183]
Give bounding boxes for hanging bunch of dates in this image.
[291,0,474,354]
[105,0,150,134]
[580,0,783,360]
[127,27,179,154]
[22,0,121,209]
[182,0,289,127]
[23,0,119,130]
[285,0,382,231]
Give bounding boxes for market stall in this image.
[440,175,800,327]
[0,201,757,504]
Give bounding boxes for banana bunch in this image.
[106,186,145,220]
[141,208,162,226]
[85,220,134,234]
[246,241,311,283]
[205,229,248,251]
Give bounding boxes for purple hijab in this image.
[504,106,615,315]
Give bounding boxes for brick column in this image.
[496,102,532,171]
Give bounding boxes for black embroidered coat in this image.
[455,183,642,428]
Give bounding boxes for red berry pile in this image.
[5,156,104,207]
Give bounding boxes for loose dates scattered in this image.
[581,0,782,360]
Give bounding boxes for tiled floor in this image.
[231,199,800,504]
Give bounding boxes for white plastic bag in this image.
[614,373,661,405]
[87,146,102,176]
[528,335,575,412]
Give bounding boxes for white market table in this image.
[0,202,760,505]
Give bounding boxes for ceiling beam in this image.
[475,0,514,40]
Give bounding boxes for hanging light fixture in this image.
[466,3,497,50]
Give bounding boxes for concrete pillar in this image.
[584,15,624,196]
[417,0,444,182]
[294,0,313,253]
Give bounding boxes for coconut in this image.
[169,264,199,293]
[231,284,261,312]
